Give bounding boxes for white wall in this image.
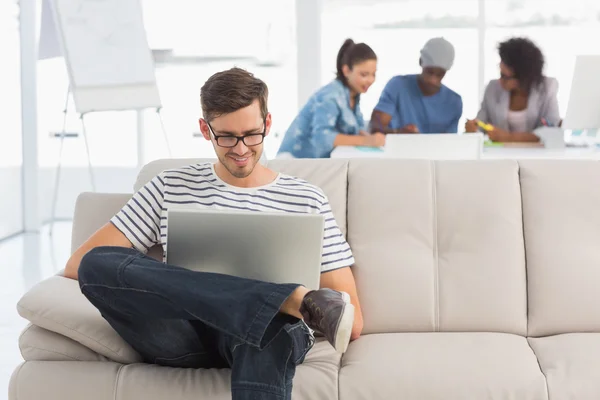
[0,168,23,239]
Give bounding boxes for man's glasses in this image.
[206,120,266,148]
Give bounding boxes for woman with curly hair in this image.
[465,38,560,142]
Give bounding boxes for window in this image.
[0,0,23,238]
[36,0,295,166]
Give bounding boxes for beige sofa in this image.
[10,158,600,400]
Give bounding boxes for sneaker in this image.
[300,289,354,353]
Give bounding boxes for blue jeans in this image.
[78,246,314,400]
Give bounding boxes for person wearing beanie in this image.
[371,37,463,134]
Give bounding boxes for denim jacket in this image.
[278,79,365,158]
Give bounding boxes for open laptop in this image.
[384,133,484,160]
[166,208,324,290]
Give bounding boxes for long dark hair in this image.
[336,39,377,86]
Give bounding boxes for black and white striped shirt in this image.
[111,162,354,273]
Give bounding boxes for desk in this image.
[331,145,600,160]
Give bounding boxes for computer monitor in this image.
[563,55,600,130]
[384,134,483,160]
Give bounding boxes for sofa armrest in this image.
[19,324,109,362]
[71,193,131,252]
[17,276,142,364]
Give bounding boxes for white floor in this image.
[0,222,72,400]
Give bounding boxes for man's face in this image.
[419,66,447,94]
[200,100,270,179]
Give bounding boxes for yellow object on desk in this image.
[477,120,494,131]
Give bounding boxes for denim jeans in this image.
[78,246,314,400]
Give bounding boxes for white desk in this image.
[331,145,600,160]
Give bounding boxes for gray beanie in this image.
[420,37,455,71]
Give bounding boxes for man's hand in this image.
[465,119,479,133]
[362,132,386,147]
[398,124,419,134]
[319,267,363,341]
[488,127,511,142]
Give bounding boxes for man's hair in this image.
[498,37,545,92]
[200,67,269,122]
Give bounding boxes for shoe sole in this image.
[334,292,355,354]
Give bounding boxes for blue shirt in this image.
[278,79,365,158]
[374,74,462,134]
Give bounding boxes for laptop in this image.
[166,208,324,290]
[384,133,484,160]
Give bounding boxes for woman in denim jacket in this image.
[278,39,385,158]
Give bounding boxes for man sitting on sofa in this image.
[63,67,363,400]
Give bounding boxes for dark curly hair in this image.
[498,37,545,92]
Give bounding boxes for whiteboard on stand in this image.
[47,0,161,113]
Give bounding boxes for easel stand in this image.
[49,87,172,236]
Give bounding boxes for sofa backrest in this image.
[100,158,600,337]
[519,161,600,337]
[347,159,528,335]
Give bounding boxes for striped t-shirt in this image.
[111,162,354,273]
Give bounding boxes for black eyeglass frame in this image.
[205,119,267,148]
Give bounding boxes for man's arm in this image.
[64,173,167,280]
[371,110,419,134]
[320,266,363,341]
[488,128,540,143]
[370,109,392,133]
[446,97,463,133]
[64,222,133,280]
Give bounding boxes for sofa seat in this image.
[10,339,341,400]
[528,333,600,400]
[339,332,548,400]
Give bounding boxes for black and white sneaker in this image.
[300,289,354,354]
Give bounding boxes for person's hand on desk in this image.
[362,132,386,147]
[398,124,419,134]
[465,119,479,133]
[487,127,511,142]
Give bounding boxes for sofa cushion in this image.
[71,193,131,252]
[528,333,600,399]
[9,340,340,400]
[19,324,108,362]
[348,159,436,333]
[17,276,142,364]
[10,361,122,400]
[347,159,527,335]
[520,161,600,336]
[339,332,548,400]
[116,339,340,400]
